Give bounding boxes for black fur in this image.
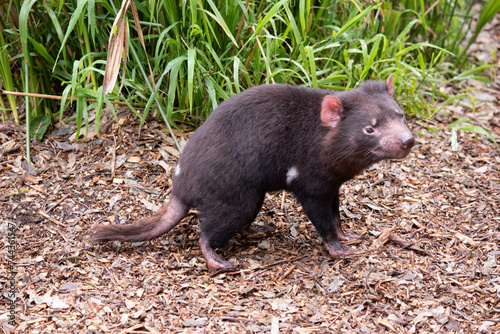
[173,81,413,253]
[91,79,414,271]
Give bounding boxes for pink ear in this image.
[321,95,343,128]
[387,73,394,96]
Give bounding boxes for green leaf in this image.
[166,60,183,122]
[457,125,499,149]
[19,0,37,65]
[395,42,452,58]
[0,31,18,123]
[360,34,383,80]
[53,0,89,71]
[205,77,218,111]
[456,0,500,67]
[233,56,241,93]
[255,0,289,34]
[143,55,187,122]
[29,115,51,140]
[75,93,85,142]
[451,64,497,81]
[94,86,104,134]
[445,117,471,129]
[333,4,381,38]
[27,37,55,66]
[88,0,96,41]
[187,48,196,113]
[451,127,458,151]
[203,0,238,46]
[305,46,317,87]
[59,85,73,124]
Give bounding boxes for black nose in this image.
[401,136,415,150]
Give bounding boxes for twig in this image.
[372,227,395,249]
[47,227,70,244]
[279,264,296,281]
[296,262,328,294]
[264,254,309,268]
[1,90,130,106]
[103,266,124,298]
[338,248,375,258]
[111,135,117,178]
[220,317,252,323]
[364,267,377,295]
[38,210,67,227]
[210,254,310,278]
[389,234,430,256]
[46,194,70,213]
[118,324,155,334]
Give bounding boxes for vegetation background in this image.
[0,0,499,151]
[1,2,499,332]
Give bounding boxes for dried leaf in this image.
[372,227,394,248]
[125,299,135,309]
[184,317,207,327]
[375,317,396,331]
[103,0,131,96]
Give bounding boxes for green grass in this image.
[0,0,498,150]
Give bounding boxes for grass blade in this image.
[187,48,196,113]
[0,31,18,123]
[204,0,238,46]
[53,0,89,71]
[333,4,381,38]
[19,0,37,161]
[458,125,498,149]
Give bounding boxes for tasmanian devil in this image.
[91,74,414,271]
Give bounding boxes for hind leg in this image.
[198,197,263,271]
[199,235,236,271]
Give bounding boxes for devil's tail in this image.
[90,196,188,242]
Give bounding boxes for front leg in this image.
[331,188,348,241]
[297,192,354,257]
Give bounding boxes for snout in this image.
[375,130,415,159]
[400,133,415,150]
[371,123,415,160]
[389,131,415,159]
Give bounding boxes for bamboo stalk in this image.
[1,90,130,106]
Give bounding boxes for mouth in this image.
[371,148,412,160]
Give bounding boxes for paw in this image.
[206,258,237,272]
[324,241,355,258]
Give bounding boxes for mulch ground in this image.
[2,11,500,333]
[1,96,499,333]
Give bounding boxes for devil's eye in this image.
[363,126,375,135]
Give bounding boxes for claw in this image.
[337,231,349,242]
[206,258,236,272]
